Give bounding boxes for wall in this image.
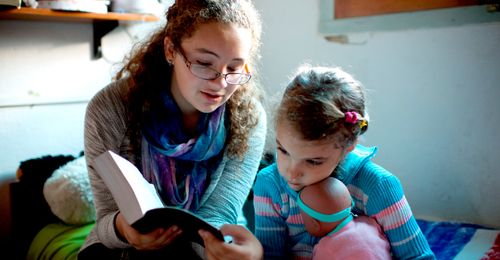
[253,0,500,228]
[0,17,164,242]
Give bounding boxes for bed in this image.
[417,219,499,259]
[8,154,500,259]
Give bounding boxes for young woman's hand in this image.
[200,224,263,260]
[115,212,183,250]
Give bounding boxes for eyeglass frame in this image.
[175,47,252,85]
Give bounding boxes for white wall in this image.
[253,0,500,228]
[0,18,164,242]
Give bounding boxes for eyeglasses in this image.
[176,48,252,85]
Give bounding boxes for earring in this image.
[167,59,173,66]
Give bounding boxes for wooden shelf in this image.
[0,7,160,59]
[0,7,160,22]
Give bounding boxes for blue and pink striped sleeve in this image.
[253,165,289,259]
[356,162,435,259]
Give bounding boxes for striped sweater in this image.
[253,145,435,259]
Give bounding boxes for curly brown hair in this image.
[115,0,263,159]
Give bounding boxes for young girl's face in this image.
[276,120,353,191]
[166,22,253,115]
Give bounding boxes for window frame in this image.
[319,0,500,36]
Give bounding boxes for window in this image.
[319,0,500,37]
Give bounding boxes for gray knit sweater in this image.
[80,79,267,251]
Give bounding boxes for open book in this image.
[93,150,224,245]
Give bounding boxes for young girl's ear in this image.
[346,140,358,153]
[163,37,175,63]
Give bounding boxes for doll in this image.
[298,177,392,260]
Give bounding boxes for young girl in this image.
[252,65,435,259]
[79,0,266,259]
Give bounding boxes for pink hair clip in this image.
[344,112,358,124]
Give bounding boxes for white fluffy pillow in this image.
[43,156,96,225]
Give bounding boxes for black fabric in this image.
[18,154,76,183]
[9,154,79,260]
[78,241,203,260]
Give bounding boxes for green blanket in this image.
[27,222,94,260]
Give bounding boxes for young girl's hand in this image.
[200,224,263,260]
[115,212,183,250]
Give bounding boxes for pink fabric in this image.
[312,216,392,260]
[481,233,500,260]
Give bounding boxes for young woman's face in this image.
[276,120,354,191]
[166,22,253,115]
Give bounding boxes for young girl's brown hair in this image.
[277,65,369,150]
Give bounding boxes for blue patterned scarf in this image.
[141,91,226,211]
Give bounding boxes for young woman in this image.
[79,1,266,259]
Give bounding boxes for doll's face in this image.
[276,120,354,191]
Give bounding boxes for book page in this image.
[95,151,164,224]
[109,152,164,213]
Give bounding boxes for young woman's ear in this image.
[163,37,175,64]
